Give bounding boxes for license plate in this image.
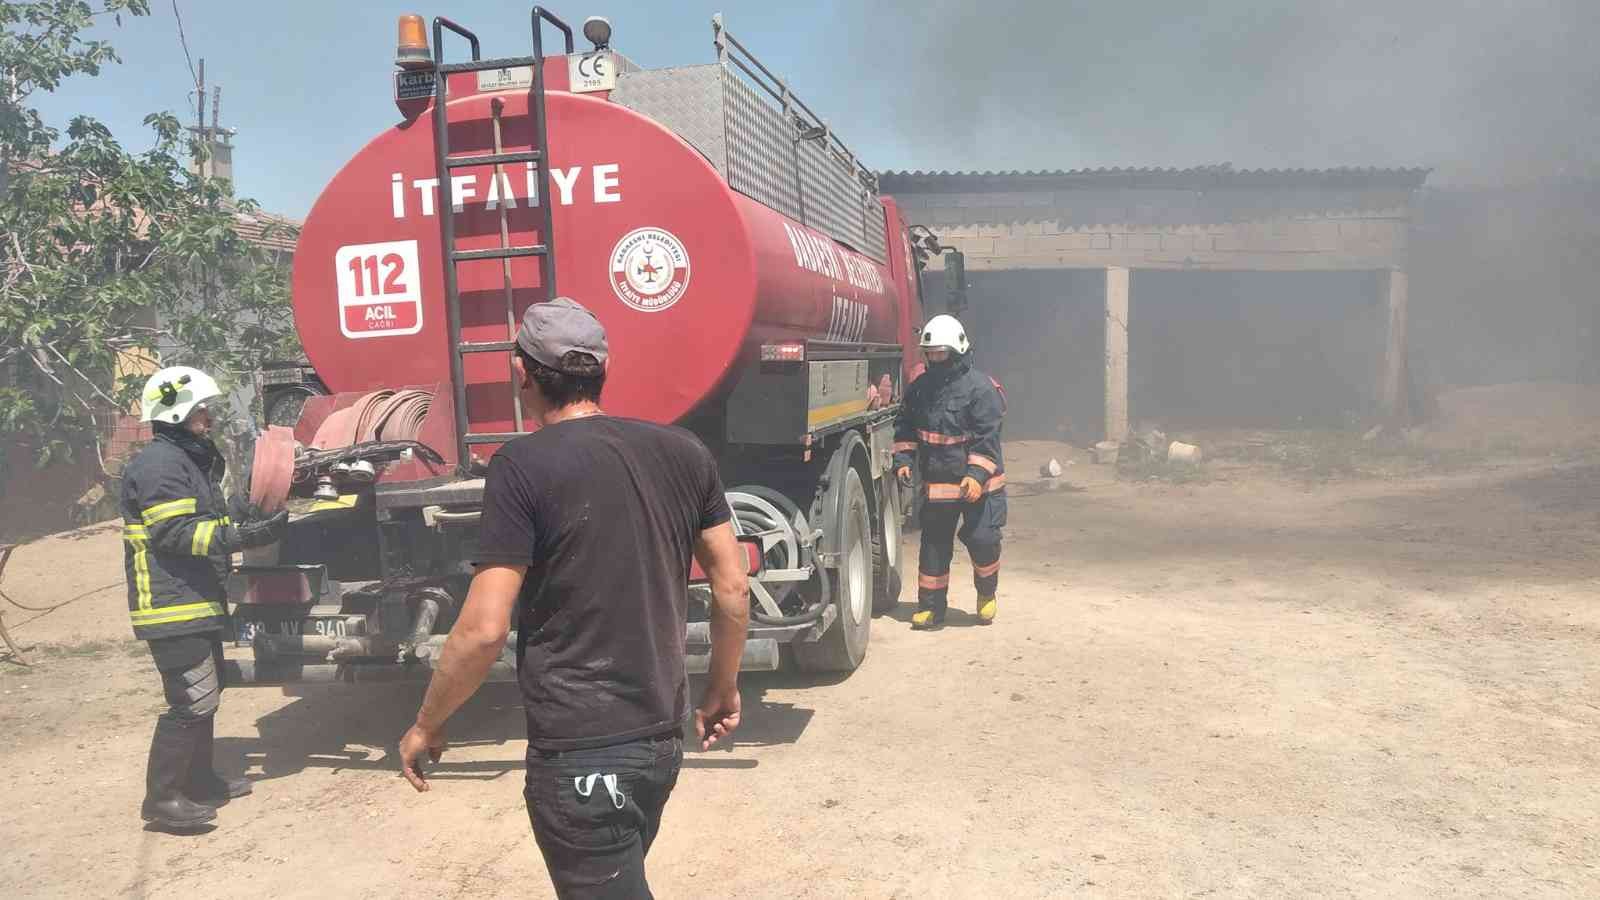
[235,616,356,645]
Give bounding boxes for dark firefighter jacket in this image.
[892,358,1007,503]
[120,429,233,641]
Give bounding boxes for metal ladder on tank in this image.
[430,8,574,473]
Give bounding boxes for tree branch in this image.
[9,232,39,285]
[44,342,123,408]
[24,345,66,388]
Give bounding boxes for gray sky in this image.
[33,1,1600,218]
[843,0,1600,184]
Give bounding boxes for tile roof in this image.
[232,208,300,254]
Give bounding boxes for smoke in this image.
[843,0,1600,183]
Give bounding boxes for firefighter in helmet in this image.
[122,366,286,830]
[892,315,1007,629]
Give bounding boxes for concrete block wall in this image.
[891,177,1423,438]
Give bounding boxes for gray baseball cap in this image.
[516,296,609,371]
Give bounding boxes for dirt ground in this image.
[3,393,1598,897]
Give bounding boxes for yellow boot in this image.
[976,594,997,624]
[910,608,946,630]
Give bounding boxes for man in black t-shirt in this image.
[399,297,750,899]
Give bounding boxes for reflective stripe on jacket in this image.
[891,360,1007,503]
[120,433,231,640]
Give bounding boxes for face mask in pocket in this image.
[574,772,627,809]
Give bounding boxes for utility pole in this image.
[187,58,235,189]
[196,58,204,143]
[188,57,206,178]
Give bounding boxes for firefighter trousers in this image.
[917,495,1004,615]
[144,635,225,811]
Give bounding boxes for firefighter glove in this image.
[959,476,983,503]
[224,510,289,551]
[895,466,914,488]
[226,492,260,524]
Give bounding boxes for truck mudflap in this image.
[222,615,834,686]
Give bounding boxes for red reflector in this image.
[760,342,805,362]
[688,538,764,582]
[244,572,313,605]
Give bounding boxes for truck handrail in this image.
[710,14,879,193]
[433,16,482,62]
[530,6,575,57]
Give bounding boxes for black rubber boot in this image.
[142,714,217,830]
[185,716,251,805]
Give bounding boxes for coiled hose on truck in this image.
[248,389,440,512]
[727,486,829,628]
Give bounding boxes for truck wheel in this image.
[793,467,872,673]
[263,382,326,429]
[871,477,903,616]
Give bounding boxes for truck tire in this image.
[793,467,872,673]
[871,477,903,615]
[263,383,325,429]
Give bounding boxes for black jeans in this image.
[524,733,683,899]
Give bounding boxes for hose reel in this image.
[726,487,828,627]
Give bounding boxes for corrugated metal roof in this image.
[878,165,1430,192]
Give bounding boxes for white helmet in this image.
[140,366,222,425]
[919,314,970,355]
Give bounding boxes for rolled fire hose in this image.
[248,425,296,513]
[309,389,431,448]
[248,390,434,512]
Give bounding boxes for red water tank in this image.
[291,71,921,456]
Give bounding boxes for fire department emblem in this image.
[609,227,691,312]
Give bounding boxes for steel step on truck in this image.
[224,7,937,687]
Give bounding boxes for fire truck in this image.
[225,8,954,686]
